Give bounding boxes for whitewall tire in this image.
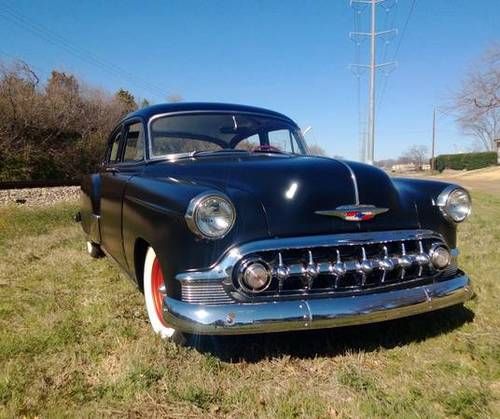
[143,246,176,339]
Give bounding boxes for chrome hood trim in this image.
[336,159,360,205]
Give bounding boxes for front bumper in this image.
[163,273,473,335]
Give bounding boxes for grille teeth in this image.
[180,236,457,305]
[235,238,451,296]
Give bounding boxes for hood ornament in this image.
[315,205,388,221]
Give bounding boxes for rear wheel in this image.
[143,247,176,339]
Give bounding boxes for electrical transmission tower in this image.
[350,0,397,164]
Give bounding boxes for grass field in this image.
[0,192,499,418]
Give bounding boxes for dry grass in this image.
[0,193,499,418]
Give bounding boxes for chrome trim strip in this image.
[163,274,473,335]
[175,229,443,282]
[335,160,360,205]
[126,195,179,217]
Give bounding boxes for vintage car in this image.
[78,102,473,339]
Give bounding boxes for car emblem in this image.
[315,205,389,221]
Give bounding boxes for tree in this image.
[115,88,137,114]
[0,60,142,180]
[140,98,150,108]
[401,145,429,170]
[449,43,500,151]
[308,144,328,157]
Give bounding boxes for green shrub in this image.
[434,151,497,172]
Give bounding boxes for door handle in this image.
[105,167,120,174]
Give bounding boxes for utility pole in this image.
[350,0,396,164]
[431,107,436,170]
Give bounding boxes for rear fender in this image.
[80,174,102,243]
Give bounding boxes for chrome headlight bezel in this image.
[436,185,472,223]
[185,191,236,239]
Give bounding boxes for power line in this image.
[0,1,169,100]
[393,0,417,60]
[377,0,417,109]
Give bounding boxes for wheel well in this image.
[134,238,150,292]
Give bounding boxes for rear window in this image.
[123,122,145,162]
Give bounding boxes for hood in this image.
[146,154,419,237]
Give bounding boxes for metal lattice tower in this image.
[350,0,397,164]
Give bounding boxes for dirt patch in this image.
[432,166,500,196]
[405,166,500,196]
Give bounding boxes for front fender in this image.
[121,177,269,297]
[392,177,461,248]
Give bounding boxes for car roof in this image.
[122,102,298,126]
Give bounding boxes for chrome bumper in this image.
[163,274,473,335]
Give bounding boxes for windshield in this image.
[149,113,307,158]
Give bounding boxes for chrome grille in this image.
[181,281,233,305]
[233,237,454,297]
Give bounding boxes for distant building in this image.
[391,163,416,173]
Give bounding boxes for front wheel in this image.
[143,247,176,339]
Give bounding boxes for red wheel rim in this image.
[151,256,167,326]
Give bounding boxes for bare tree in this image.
[448,43,500,151]
[401,145,429,170]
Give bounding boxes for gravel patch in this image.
[0,186,80,207]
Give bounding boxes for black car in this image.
[78,102,473,339]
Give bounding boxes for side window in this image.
[108,130,122,163]
[123,122,145,162]
[268,129,300,153]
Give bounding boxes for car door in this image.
[100,119,146,268]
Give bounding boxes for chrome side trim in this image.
[126,195,180,217]
[175,229,442,282]
[164,274,473,335]
[336,160,360,205]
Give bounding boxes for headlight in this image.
[437,186,471,223]
[185,192,236,239]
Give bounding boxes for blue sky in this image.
[0,0,498,160]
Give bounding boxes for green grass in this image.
[0,194,499,418]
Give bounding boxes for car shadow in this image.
[182,305,475,363]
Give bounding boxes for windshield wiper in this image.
[192,149,249,157]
